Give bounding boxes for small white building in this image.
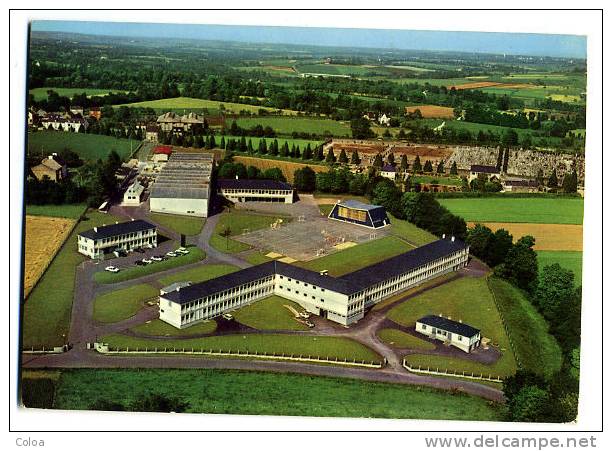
[416,315,481,353]
[468,165,501,183]
[123,181,145,206]
[77,220,157,259]
[380,164,397,180]
[217,179,294,204]
[40,114,88,133]
[378,113,391,127]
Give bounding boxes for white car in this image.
[142,258,153,264]
[166,251,177,257]
[176,248,190,255]
[222,313,234,320]
[105,266,120,273]
[150,256,163,262]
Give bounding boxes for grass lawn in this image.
[233,116,351,137]
[537,251,583,285]
[221,135,323,153]
[148,213,205,236]
[117,97,298,115]
[25,204,87,219]
[411,175,463,187]
[371,272,458,311]
[102,333,381,362]
[158,264,239,286]
[387,277,517,378]
[23,210,120,348]
[52,368,502,420]
[29,87,125,101]
[242,252,273,265]
[377,329,436,350]
[297,236,414,276]
[93,284,158,324]
[438,198,584,224]
[93,247,206,284]
[388,215,438,246]
[404,354,508,379]
[233,295,308,331]
[318,204,334,216]
[210,211,288,254]
[132,319,217,336]
[488,277,562,377]
[27,131,136,162]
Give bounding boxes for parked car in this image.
[134,260,146,266]
[176,248,190,255]
[142,258,153,264]
[150,256,163,262]
[222,313,234,320]
[305,321,315,328]
[166,251,177,257]
[134,248,145,254]
[113,249,128,258]
[104,266,120,273]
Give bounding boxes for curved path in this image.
[24,202,504,403]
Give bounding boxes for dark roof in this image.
[162,238,467,305]
[79,219,156,240]
[339,238,468,290]
[470,165,499,174]
[217,179,293,191]
[337,199,384,212]
[381,164,397,172]
[504,179,539,187]
[417,315,480,337]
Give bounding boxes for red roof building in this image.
[153,145,173,155]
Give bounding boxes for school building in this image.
[217,179,294,204]
[77,220,157,259]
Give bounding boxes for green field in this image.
[387,277,517,377]
[403,354,508,379]
[51,368,501,420]
[377,329,436,350]
[25,204,86,219]
[388,215,438,246]
[233,117,351,137]
[23,211,119,348]
[438,198,584,224]
[93,284,158,324]
[29,87,126,101]
[132,319,217,337]
[411,175,463,187]
[148,213,205,236]
[297,236,414,276]
[117,97,297,115]
[487,277,562,377]
[536,251,583,285]
[233,295,308,331]
[157,264,238,287]
[210,211,288,254]
[93,247,206,284]
[27,131,136,162]
[221,135,323,154]
[102,333,381,363]
[242,252,273,265]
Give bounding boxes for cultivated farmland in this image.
[117,97,299,115]
[24,215,76,297]
[405,105,455,119]
[471,222,583,251]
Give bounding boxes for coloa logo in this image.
[16,437,45,447]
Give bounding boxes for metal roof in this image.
[337,199,384,212]
[417,315,480,337]
[79,219,156,240]
[217,179,293,191]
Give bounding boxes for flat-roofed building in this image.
[77,219,157,259]
[416,315,481,353]
[149,152,213,217]
[217,179,294,204]
[159,237,469,328]
[328,200,390,229]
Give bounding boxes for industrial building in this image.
[149,152,213,217]
[327,200,390,229]
[217,179,294,204]
[159,237,469,328]
[416,315,481,353]
[77,220,157,259]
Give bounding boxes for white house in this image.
[123,181,145,206]
[77,220,157,259]
[159,237,469,329]
[380,164,397,180]
[378,114,391,127]
[40,114,88,133]
[468,164,501,182]
[415,315,481,353]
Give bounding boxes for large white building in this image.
[149,153,213,217]
[159,237,469,328]
[217,179,294,204]
[77,220,157,259]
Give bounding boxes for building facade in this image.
[31,154,68,182]
[468,164,501,182]
[156,112,205,134]
[415,315,481,353]
[328,200,390,229]
[217,179,294,204]
[123,181,145,206]
[77,220,157,259]
[159,237,469,329]
[380,164,397,180]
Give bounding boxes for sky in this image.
[31,21,587,59]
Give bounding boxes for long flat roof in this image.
[162,238,467,304]
[336,199,385,212]
[417,315,480,337]
[79,219,155,240]
[218,179,293,191]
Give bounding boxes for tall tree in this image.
[338,149,349,164]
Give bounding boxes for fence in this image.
[402,359,504,383]
[22,346,66,355]
[94,343,382,368]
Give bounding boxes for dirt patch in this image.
[449,81,535,90]
[265,65,296,73]
[405,105,455,119]
[468,222,583,251]
[233,156,327,183]
[24,215,76,297]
